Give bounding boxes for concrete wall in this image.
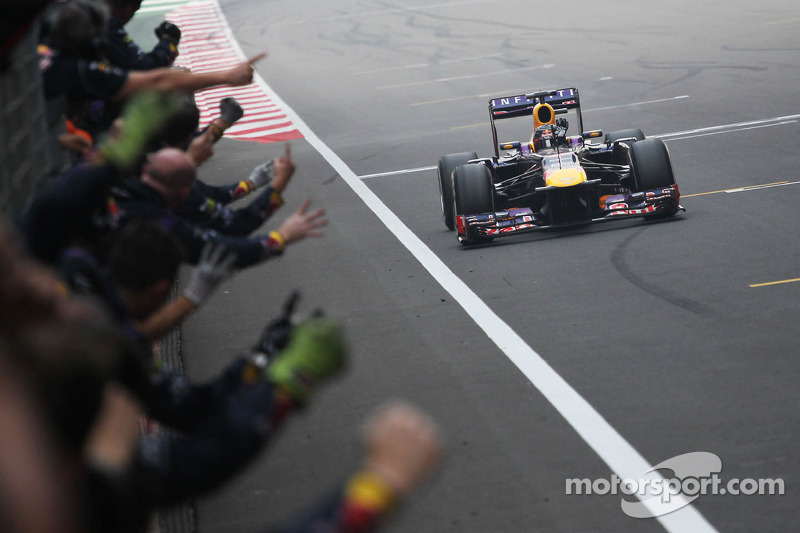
[0,22,63,217]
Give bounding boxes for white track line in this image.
[414,92,686,109]
[280,0,493,26]
[212,1,716,529]
[656,120,798,142]
[411,87,533,107]
[360,166,437,180]
[584,95,690,113]
[652,114,800,139]
[726,180,800,193]
[378,63,555,90]
[353,53,502,76]
[364,114,800,179]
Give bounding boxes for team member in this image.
[56,218,348,510]
[178,143,295,236]
[22,97,326,270]
[105,0,181,70]
[152,97,295,236]
[277,402,443,533]
[109,147,325,267]
[39,0,264,135]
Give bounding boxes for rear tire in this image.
[629,138,678,220]
[438,152,477,230]
[453,163,495,245]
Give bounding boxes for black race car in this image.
[437,87,683,245]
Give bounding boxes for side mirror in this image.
[582,130,603,139]
[499,141,521,151]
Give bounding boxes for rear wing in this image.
[488,87,584,157]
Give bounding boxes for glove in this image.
[248,160,274,189]
[266,317,346,404]
[252,290,301,357]
[555,117,569,134]
[219,97,244,126]
[154,21,181,44]
[182,242,235,306]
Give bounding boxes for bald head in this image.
[141,148,196,208]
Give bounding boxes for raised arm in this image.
[115,53,266,100]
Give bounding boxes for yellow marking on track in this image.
[681,181,788,198]
[450,122,484,130]
[412,96,473,106]
[680,190,728,198]
[750,277,800,288]
[762,17,800,26]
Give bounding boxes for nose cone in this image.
[544,167,587,187]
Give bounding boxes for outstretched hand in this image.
[362,402,443,495]
[265,316,347,404]
[271,143,295,194]
[218,97,244,127]
[227,53,267,86]
[154,21,182,44]
[182,242,236,306]
[555,117,569,135]
[275,199,326,244]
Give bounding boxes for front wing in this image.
[455,185,681,242]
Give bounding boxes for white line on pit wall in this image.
[212,1,717,531]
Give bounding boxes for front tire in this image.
[453,163,495,245]
[438,152,477,230]
[629,138,678,220]
[605,128,645,144]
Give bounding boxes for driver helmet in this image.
[532,125,557,152]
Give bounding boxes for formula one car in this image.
[437,87,683,245]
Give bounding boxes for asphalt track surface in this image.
[133,1,799,531]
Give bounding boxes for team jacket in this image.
[105,17,177,71]
[39,44,129,103]
[109,179,284,267]
[21,163,283,268]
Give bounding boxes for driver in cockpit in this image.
[531,118,569,152]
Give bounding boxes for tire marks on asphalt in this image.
[610,226,710,315]
[200,2,720,530]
